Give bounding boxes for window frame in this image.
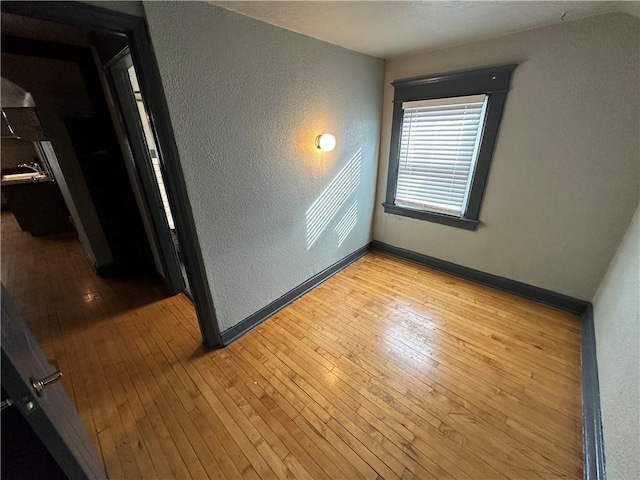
[383,64,517,231]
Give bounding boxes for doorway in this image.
[108,50,191,295]
[1,1,220,347]
[1,2,221,476]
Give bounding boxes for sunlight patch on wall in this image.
[306,149,362,249]
[335,201,358,247]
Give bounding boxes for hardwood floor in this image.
[1,211,583,479]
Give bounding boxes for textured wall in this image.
[373,13,640,300]
[144,1,384,331]
[593,205,639,479]
[81,1,144,17]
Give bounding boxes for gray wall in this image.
[593,205,639,480]
[143,1,385,332]
[81,0,144,17]
[373,13,640,301]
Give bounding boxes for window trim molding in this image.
[381,203,480,230]
[383,64,517,230]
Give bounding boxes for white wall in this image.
[373,13,640,301]
[144,1,385,332]
[593,205,640,480]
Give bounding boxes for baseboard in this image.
[371,240,601,477]
[220,242,373,345]
[221,238,603,478]
[581,304,606,480]
[371,240,589,314]
[222,238,602,477]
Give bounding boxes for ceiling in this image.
[211,1,639,58]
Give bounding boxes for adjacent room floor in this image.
[1,210,583,479]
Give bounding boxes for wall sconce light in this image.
[315,133,336,152]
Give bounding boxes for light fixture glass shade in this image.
[315,133,336,152]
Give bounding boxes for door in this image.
[108,50,186,295]
[1,285,106,479]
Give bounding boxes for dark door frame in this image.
[2,34,162,280]
[1,1,222,348]
[107,48,187,296]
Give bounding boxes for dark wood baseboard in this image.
[220,243,372,345]
[371,240,589,314]
[581,304,606,480]
[370,240,603,479]
[221,238,604,478]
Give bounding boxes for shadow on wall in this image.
[306,148,362,249]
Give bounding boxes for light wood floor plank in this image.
[290,290,582,463]
[1,211,583,479]
[306,285,582,420]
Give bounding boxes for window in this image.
[383,64,516,230]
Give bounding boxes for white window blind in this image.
[395,94,488,217]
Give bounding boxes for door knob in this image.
[31,369,63,396]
